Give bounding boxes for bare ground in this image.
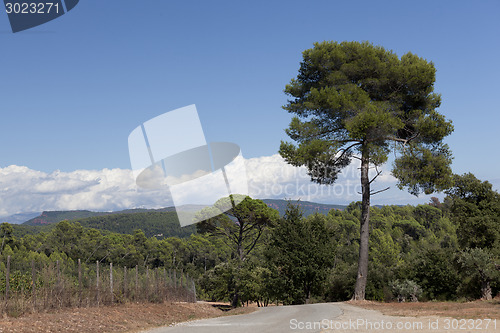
[0,302,255,333]
[348,299,500,319]
[327,303,500,333]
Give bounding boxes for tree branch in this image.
[369,165,383,185]
[385,133,420,145]
[244,227,264,257]
[370,187,390,195]
[332,142,362,163]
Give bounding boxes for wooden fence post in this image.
[31,260,36,311]
[123,266,127,300]
[5,255,10,298]
[146,267,150,301]
[186,273,190,302]
[135,265,138,301]
[163,268,167,301]
[56,260,61,307]
[110,263,114,304]
[78,259,82,307]
[96,261,100,307]
[5,255,10,311]
[155,268,159,301]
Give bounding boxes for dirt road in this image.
[144,302,499,333]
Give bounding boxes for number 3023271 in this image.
[5,2,60,14]
[443,318,496,330]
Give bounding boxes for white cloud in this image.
[0,166,173,217]
[0,155,441,218]
[244,154,434,205]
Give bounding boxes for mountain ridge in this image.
[14,199,346,226]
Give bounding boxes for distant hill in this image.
[262,199,345,216]
[24,210,110,225]
[22,208,176,226]
[17,210,195,239]
[0,212,41,224]
[73,211,196,239]
[70,201,342,238]
[13,199,345,238]
[21,200,344,227]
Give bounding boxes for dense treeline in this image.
[1,222,228,276]
[73,211,196,239]
[199,173,500,305]
[1,173,499,308]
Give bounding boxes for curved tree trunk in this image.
[481,280,492,300]
[231,229,245,308]
[352,146,370,300]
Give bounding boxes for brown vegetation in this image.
[0,301,254,333]
[2,257,196,318]
[349,299,500,319]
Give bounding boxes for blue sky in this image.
[1,0,499,216]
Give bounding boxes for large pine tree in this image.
[280,41,454,300]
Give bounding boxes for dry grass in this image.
[349,299,500,319]
[0,301,254,333]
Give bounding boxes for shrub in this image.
[390,279,422,302]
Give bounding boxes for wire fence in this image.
[0,255,196,317]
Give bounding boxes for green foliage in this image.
[325,262,357,301]
[370,229,401,269]
[446,173,500,250]
[196,196,279,307]
[0,222,15,255]
[392,143,453,195]
[0,271,33,294]
[280,40,453,194]
[239,265,274,306]
[457,248,499,299]
[3,180,500,307]
[197,196,279,261]
[393,219,427,240]
[264,205,336,304]
[199,261,236,302]
[75,211,196,239]
[280,40,454,300]
[458,248,498,281]
[404,245,460,300]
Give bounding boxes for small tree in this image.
[390,279,422,302]
[265,204,335,304]
[197,196,278,307]
[445,173,500,249]
[458,248,498,300]
[0,223,14,256]
[280,41,454,299]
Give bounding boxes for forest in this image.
[1,172,499,313]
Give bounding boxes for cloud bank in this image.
[0,155,440,218]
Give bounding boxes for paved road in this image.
[145,303,342,333]
[142,302,498,333]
